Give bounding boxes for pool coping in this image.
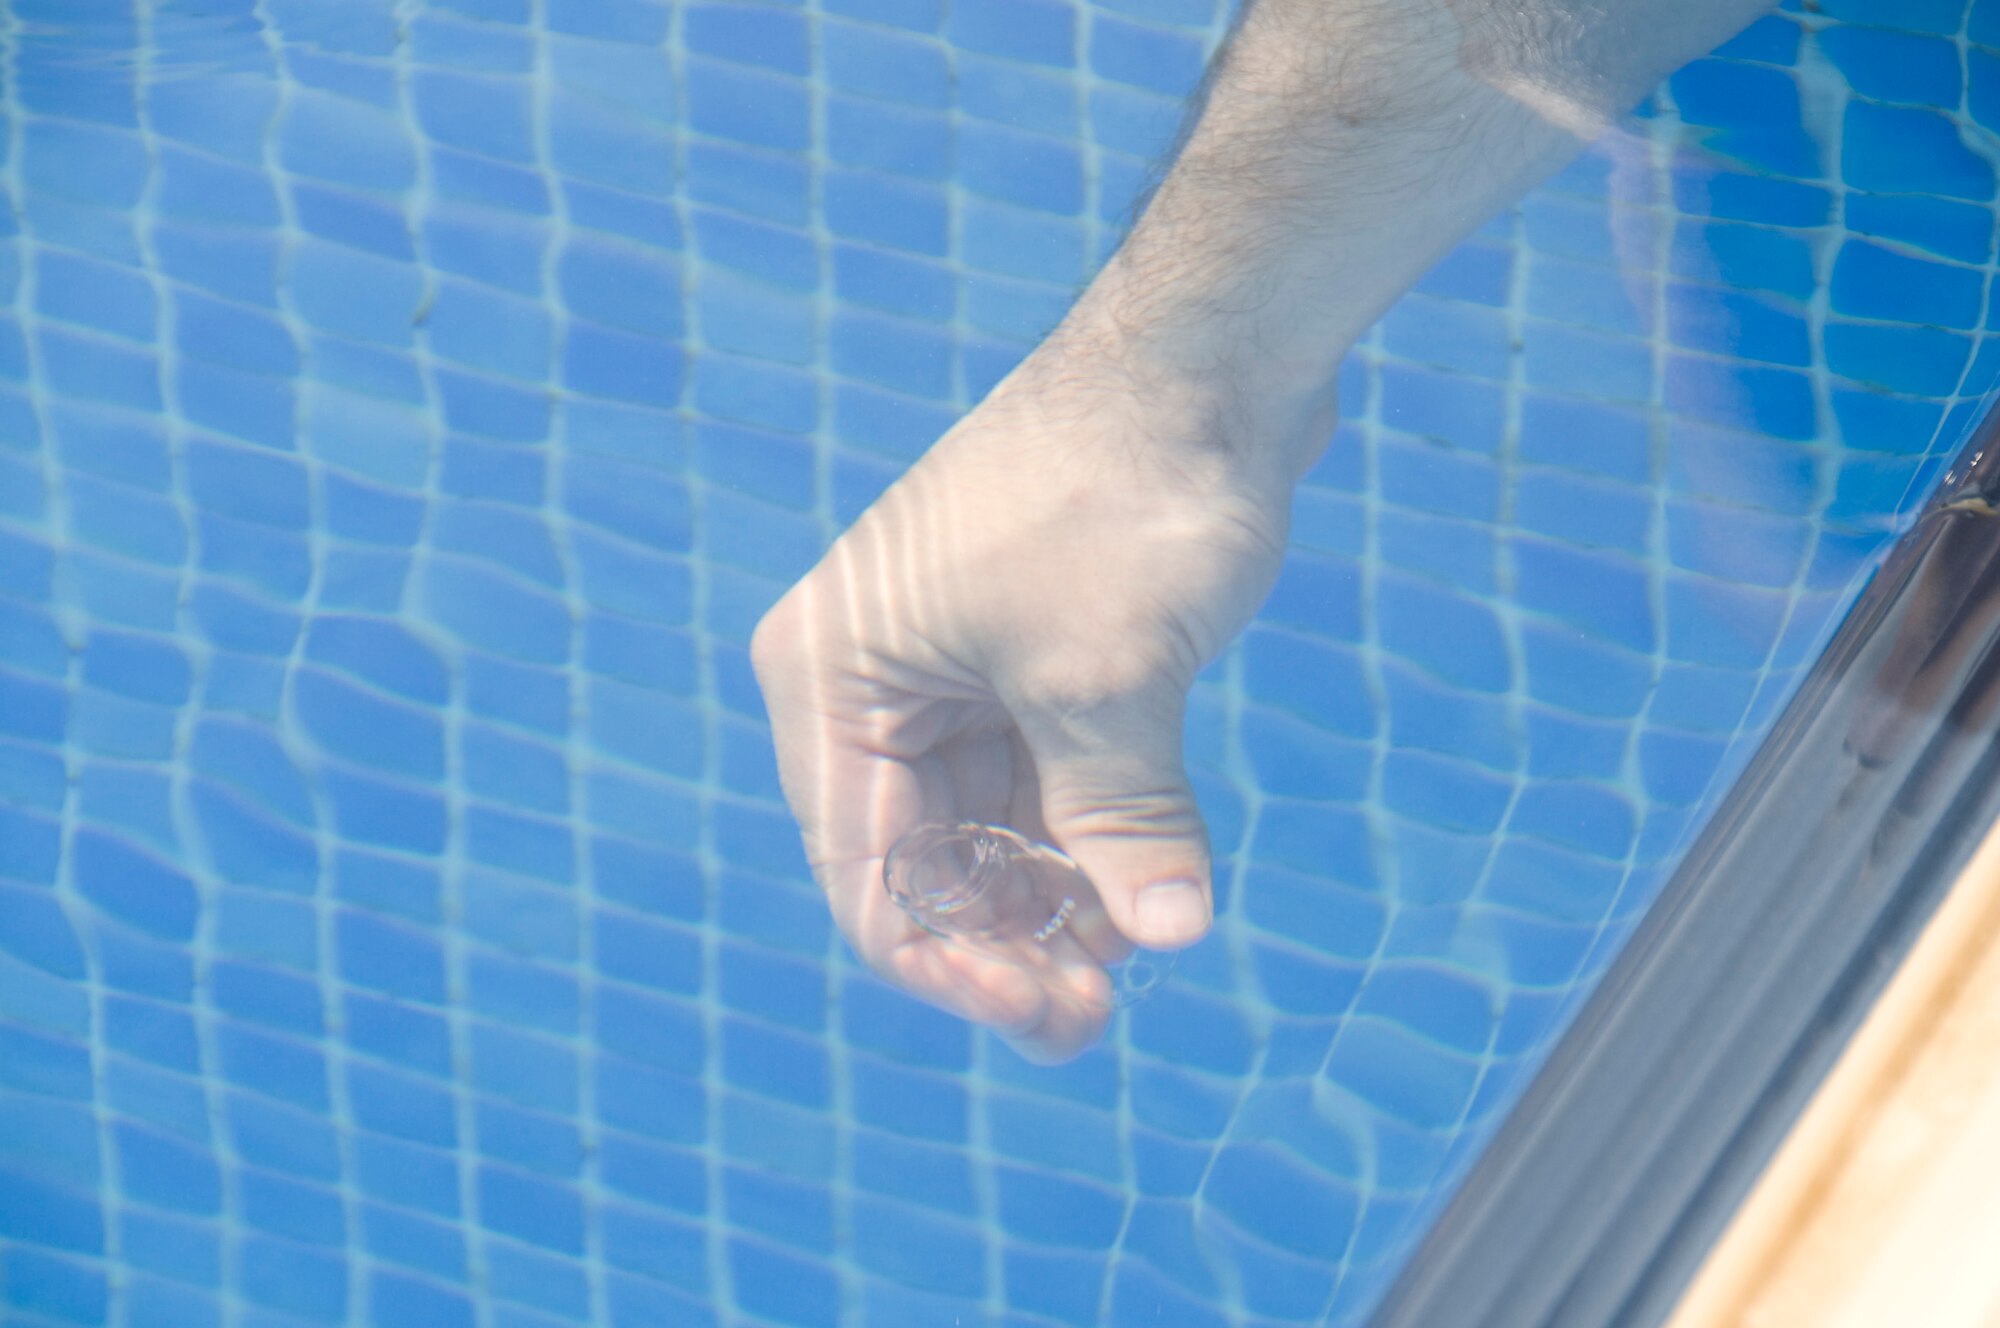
[1370,400,2000,1328]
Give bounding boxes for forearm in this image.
[1054,0,1774,470]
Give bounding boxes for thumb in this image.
[1014,679,1213,951]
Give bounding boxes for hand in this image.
[752,329,1331,1063]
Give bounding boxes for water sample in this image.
[884,821,1176,1010]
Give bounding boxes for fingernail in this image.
[1135,879,1210,946]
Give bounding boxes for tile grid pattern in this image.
[1,1,1999,1326]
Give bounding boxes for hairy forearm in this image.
[1054,0,1773,468]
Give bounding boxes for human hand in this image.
[752,328,1333,1063]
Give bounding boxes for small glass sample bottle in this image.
[883,821,1175,1010]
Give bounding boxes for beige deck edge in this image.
[1667,809,2000,1328]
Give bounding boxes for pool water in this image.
[1,1,1997,1325]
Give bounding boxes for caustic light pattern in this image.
[2,0,1999,1325]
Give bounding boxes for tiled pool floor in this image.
[2,0,1999,1324]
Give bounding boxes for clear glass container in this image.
[883,821,1176,1010]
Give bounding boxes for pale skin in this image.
[753,0,1777,1063]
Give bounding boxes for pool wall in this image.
[2,0,1999,1325]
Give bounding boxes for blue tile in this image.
[825,0,942,28]
[1380,363,1505,452]
[239,1169,346,1247]
[696,420,816,511]
[1831,239,1982,327]
[1382,294,1511,380]
[1520,621,1652,719]
[1515,471,1651,554]
[349,1061,460,1148]
[594,1056,706,1145]
[0,1164,103,1253]
[685,2,808,74]
[1241,706,1372,801]
[1381,751,1514,836]
[696,269,815,363]
[1411,239,1513,306]
[1518,394,1651,483]
[212,960,324,1037]
[720,1016,828,1112]
[352,1135,460,1217]
[822,168,950,259]
[2,1249,108,1325]
[484,1242,591,1318]
[729,1238,837,1327]
[1671,167,1831,226]
[433,147,551,214]
[23,118,149,207]
[1254,539,1362,633]
[562,321,686,408]
[849,1055,967,1143]
[597,985,706,1077]
[826,96,952,184]
[1522,322,1653,401]
[1666,354,1817,440]
[721,1090,836,1181]
[958,120,1084,215]
[545,0,666,42]
[828,384,952,462]
[40,327,163,412]
[1668,60,1817,176]
[411,68,534,162]
[830,309,955,398]
[422,208,545,299]
[73,829,197,941]
[343,993,451,1076]
[1672,282,1816,366]
[722,1165,835,1255]
[959,54,1077,138]
[1826,320,1975,396]
[1650,663,1759,732]
[1377,570,1510,692]
[824,25,952,111]
[1714,12,1802,62]
[548,89,674,196]
[217,1021,332,1112]
[948,0,1074,67]
[280,91,417,193]
[459,869,578,967]
[475,1100,584,1177]
[1513,537,1655,652]
[685,139,812,223]
[1821,25,1959,105]
[599,1132,705,1214]
[1089,15,1205,97]
[685,56,810,153]
[1844,101,1995,200]
[1667,500,1811,586]
[1814,0,1960,35]
[850,1194,987,1297]
[122,1211,222,1288]
[34,249,155,341]
[1845,193,1993,268]
[1664,576,1788,669]
[370,1270,476,1328]
[1640,729,1730,805]
[1108,1261,1228,1328]
[592,911,703,997]
[994,1165,1123,1248]
[408,10,534,70]
[335,908,447,1005]
[1525,256,1652,336]
[420,556,571,665]
[332,851,438,936]
[237,1233,347,1323]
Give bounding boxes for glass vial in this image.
[883,821,1175,1010]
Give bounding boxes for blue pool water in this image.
[3,1,1999,1324]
